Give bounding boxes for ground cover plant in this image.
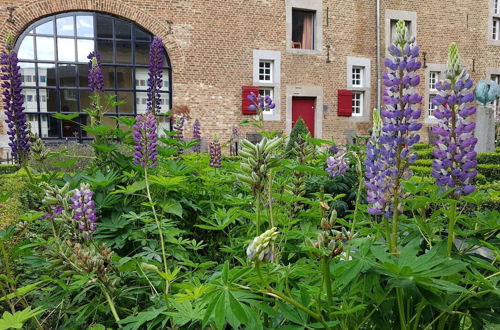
[0,21,499,329]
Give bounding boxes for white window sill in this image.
[424,117,439,124]
[287,48,321,55]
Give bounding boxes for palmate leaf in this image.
[118,308,166,330]
[0,307,44,330]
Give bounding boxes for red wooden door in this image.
[292,97,316,137]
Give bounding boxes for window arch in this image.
[15,11,172,141]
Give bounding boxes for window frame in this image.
[258,60,273,83]
[351,92,363,117]
[385,10,417,53]
[424,64,446,123]
[346,57,371,121]
[489,0,500,45]
[286,0,323,55]
[253,50,281,121]
[14,11,173,141]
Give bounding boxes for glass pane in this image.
[59,64,77,87]
[135,42,149,65]
[115,20,131,39]
[97,39,113,62]
[26,114,39,134]
[62,118,79,137]
[135,26,150,41]
[159,93,170,110]
[116,92,134,113]
[23,89,38,112]
[76,16,94,37]
[78,64,89,88]
[38,63,56,87]
[135,68,148,90]
[136,92,148,114]
[102,66,115,89]
[116,41,132,63]
[57,16,74,36]
[162,69,170,91]
[60,89,78,112]
[77,39,94,62]
[57,38,75,61]
[36,20,54,35]
[116,67,133,89]
[18,36,35,60]
[39,88,58,112]
[36,37,55,60]
[79,90,92,111]
[96,15,113,38]
[39,114,59,138]
[19,63,36,88]
[103,116,117,127]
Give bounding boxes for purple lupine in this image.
[431,43,477,197]
[147,37,164,114]
[192,119,201,152]
[70,183,98,240]
[87,51,104,92]
[326,147,349,177]
[173,113,186,141]
[328,144,339,155]
[248,92,275,113]
[366,20,423,216]
[1,35,30,163]
[133,112,158,168]
[209,135,222,168]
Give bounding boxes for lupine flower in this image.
[247,92,275,112]
[147,37,164,114]
[192,119,201,152]
[326,147,349,177]
[328,144,339,155]
[173,113,186,141]
[209,135,222,168]
[431,43,477,197]
[1,34,30,163]
[133,112,158,168]
[70,183,98,240]
[246,227,278,263]
[366,20,423,216]
[87,51,104,92]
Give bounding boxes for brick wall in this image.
[0,0,498,156]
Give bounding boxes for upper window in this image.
[292,9,315,50]
[351,67,364,87]
[15,12,172,141]
[429,71,439,91]
[490,1,500,44]
[390,19,412,42]
[259,60,273,82]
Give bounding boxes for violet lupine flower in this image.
[147,37,164,114]
[133,112,158,168]
[247,92,275,112]
[1,35,30,163]
[209,136,222,168]
[87,51,104,92]
[192,119,201,152]
[70,183,98,240]
[326,147,349,177]
[366,20,423,216]
[328,144,339,155]
[173,114,186,141]
[431,43,477,197]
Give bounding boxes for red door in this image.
[292,97,316,137]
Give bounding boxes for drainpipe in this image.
[376,0,381,111]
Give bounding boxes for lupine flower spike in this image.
[209,135,222,168]
[192,119,201,152]
[87,51,104,93]
[431,43,477,196]
[247,227,279,263]
[70,183,98,240]
[326,147,349,177]
[1,33,30,163]
[133,112,158,168]
[147,37,164,114]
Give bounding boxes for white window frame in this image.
[259,87,274,114]
[346,57,371,121]
[424,64,446,123]
[351,67,364,87]
[253,50,281,121]
[352,92,363,117]
[489,0,500,44]
[286,0,323,55]
[258,60,273,83]
[385,10,417,52]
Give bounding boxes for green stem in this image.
[144,167,169,294]
[103,290,121,325]
[23,165,35,184]
[383,216,392,252]
[396,288,406,330]
[321,256,334,319]
[349,152,364,238]
[255,191,261,236]
[447,201,457,258]
[391,194,400,256]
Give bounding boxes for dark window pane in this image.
[36,20,54,35]
[116,92,134,113]
[116,41,132,63]
[135,26,150,41]
[115,20,131,39]
[57,16,74,37]
[135,42,149,65]
[59,64,77,87]
[39,89,58,112]
[96,15,113,38]
[39,114,59,137]
[102,66,115,89]
[62,118,79,137]
[78,64,89,88]
[79,90,92,111]
[60,89,78,112]
[116,67,133,89]
[38,64,56,87]
[97,39,113,62]
[76,16,94,37]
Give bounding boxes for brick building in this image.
[0,0,499,157]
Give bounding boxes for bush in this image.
[285,117,310,155]
[477,164,500,181]
[0,164,19,174]
[477,152,500,164]
[412,143,431,151]
[411,165,488,184]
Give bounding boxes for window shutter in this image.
[242,86,260,115]
[337,89,353,117]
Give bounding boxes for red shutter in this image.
[242,86,260,115]
[337,89,353,117]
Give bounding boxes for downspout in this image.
[376,0,381,111]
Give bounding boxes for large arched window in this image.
[15,12,172,141]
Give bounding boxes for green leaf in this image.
[159,202,183,218]
[53,158,77,168]
[222,261,229,284]
[228,292,248,324]
[202,292,220,328]
[0,307,44,330]
[0,281,45,302]
[113,116,137,127]
[20,211,45,222]
[214,292,227,330]
[52,113,79,121]
[113,181,146,195]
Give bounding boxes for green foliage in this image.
[0,165,19,175]
[285,118,310,155]
[0,307,43,330]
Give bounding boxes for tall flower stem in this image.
[255,191,261,236]
[321,256,334,318]
[396,287,407,330]
[383,216,392,252]
[144,167,169,294]
[103,290,121,325]
[348,151,364,237]
[447,201,457,257]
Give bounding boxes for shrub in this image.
[477,152,500,164]
[0,164,19,174]
[477,164,500,181]
[285,117,310,155]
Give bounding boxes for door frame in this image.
[286,85,323,138]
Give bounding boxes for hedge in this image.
[477,164,500,181]
[0,164,19,175]
[411,165,488,184]
[477,152,500,164]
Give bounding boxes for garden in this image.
[0,20,499,329]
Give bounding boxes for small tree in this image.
[285,117,310,155]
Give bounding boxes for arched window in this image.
[15,12,172,141]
